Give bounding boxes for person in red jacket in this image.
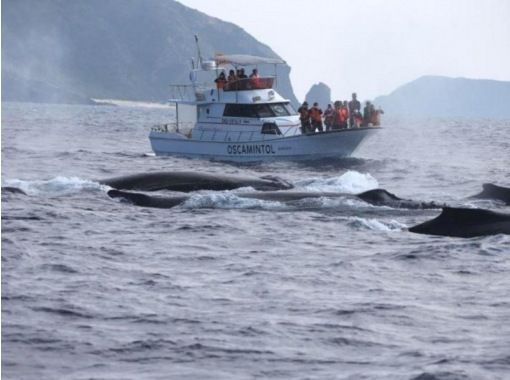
[340,101,349,129]
[332,101,344,130]
[309,102,323,132]
[214,72,227,89]
[249,68,261,89]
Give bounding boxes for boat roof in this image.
[215,54,286,66]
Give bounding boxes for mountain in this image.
[374,76,510,118]
[2,0,298,106]
[305,82,331,110]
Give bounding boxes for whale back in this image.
[99,171,293,192]
[357,189,442,209]
[2,186,27,195]
[107,189,187,208]
[471,183,510,205]
[409,207,510,237]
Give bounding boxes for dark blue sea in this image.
[2,102,510,379]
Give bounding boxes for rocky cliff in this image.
[305,82,331,110]
[374,76,510,118]
[2,0,298,106]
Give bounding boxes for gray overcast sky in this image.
[178,0,510,101]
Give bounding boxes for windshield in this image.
[224,102,297,118]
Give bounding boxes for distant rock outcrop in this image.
[2,0,299,106]
[305,82,331,109]
[374,76,510,118]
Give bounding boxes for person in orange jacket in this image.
[309,102,324,132]
[353,110,363,127]
[214,72,227,89]
[340,101,349,129]
[332,101,344,130]
[249,68,261,89]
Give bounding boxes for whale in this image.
[469,183,510,205]
[107,189,188,208]
[98,171,293,192]
[107,188,444,210]
[1,186,27,195]
[409,207,510,238]
[356,189,443,209]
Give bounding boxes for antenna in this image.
[194,35,203,66]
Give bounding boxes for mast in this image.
[194,35,203,67]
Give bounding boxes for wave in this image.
[182,192,284,210]
[180,191,383,211]
[91,98,171,109]
[3,176,106,196]
[294,170,379,193]
[346,216,407,231]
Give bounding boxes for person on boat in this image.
[214,71,227,89]
[227,69,237,82]
[353,110,363,128]
[370,105,384,126]
[340,101,350,129]
[363,101,372,126]
[249,68,261,88]
[298,101,311,133]
[323,104,334,131]
[224,70,237,90]
[309,102,324,132]
[236,68,248,89]
[348,93,361,128]
[238,68,248,79]
[332,101,345,130]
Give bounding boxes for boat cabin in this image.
[162,54,301,140]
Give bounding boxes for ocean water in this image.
[2,102,510,380]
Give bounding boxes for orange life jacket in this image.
[334,109,343,125]
[340,106,349,122]
[215,78,226,89]
[309,107,322,122]
[335,108,348,124]
[249,74,261,88]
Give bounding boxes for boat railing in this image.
[151,122,194,137]
[169,77,276,102]
[223,77,274,91]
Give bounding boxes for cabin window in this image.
[223,104,258,118]
[270,103,288,116]
[223,102,297,118]
[261,122,282,135]
[198,105,209,118]
[283,103,297,115]
[254,104,273,118]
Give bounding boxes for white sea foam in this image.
[181,192,283,210]
[290,196,369,209]
[181,192,373,211]
[295,170,379,193]
[91,98,172,109]
[3,177,106,196]
[346,217,407,231]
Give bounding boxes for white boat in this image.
[149,53,379,162]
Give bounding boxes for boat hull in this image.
[149,127,379,162]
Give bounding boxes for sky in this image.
[177,0,510,101]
